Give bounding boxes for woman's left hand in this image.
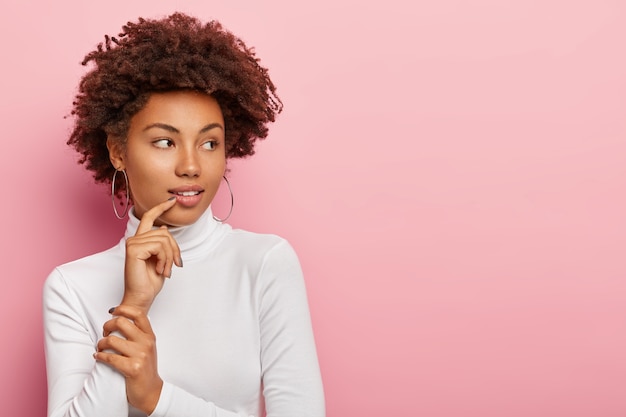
[95,304,163,415]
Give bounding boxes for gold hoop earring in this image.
[111,169,130,219]
[213,176,234,223]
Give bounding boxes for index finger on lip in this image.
[136,197,177,235]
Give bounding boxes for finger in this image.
[97,332,129,353]
[94,349,155,380]
[126,235,176,276]
[110,304,155,335]
[162,226,183,269]
[136,197,177,235]
[128,227,181,273]
[153,227,176,275]
[93,351,134,377]
[102,316,141,339]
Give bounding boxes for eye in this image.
[153,138,174,149]
[202,140,218,150]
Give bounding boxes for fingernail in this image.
[108,307,116,314]
[179,258,184,267]
[168,196,176,201]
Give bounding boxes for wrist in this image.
[120,295,152,315]
[139,378,164,415]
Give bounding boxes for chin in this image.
[158,208,206,228]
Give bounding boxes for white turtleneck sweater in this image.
[43,208,325,417]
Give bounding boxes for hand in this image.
[122,197,182,313]
[95,305,163,415]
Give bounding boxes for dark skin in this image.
[68,13,281,193]
[93,90,228,414]
[64,13,281,414]
[94,199,181,414]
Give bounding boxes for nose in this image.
[175,147,201,177]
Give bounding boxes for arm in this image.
[43,269,128,417]
[258,240,326,417]
[92,199,251,416]
[43,199,180,417]
[146,239,325,417]
[44,272,247,417]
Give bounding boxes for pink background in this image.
[1,1,625,416]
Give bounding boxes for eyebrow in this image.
[143,122,224,134]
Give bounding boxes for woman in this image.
[43,13,325,417]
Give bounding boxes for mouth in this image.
[171,190,203,197]
[168,187,205,207]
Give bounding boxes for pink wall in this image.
[2,1,625,416]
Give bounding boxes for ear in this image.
[106,136,125,170]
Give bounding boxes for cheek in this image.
[125,161,164,203]
[205,161,226,197]
[125,166,147,195]
[207,153,226,177]
[125,148,168,180]
[209,166,226,189]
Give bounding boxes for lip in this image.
[168,186,205,208]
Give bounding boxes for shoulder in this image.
[56,243,123,275]
[223,227,299,261]
[219,228,303,280]
[44,243,124,293]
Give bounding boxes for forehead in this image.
[130,91,224,129]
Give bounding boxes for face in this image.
[108,90,226,227]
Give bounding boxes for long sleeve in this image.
[43,268,128,417]
[149,240,325,417]
[43,213,324,417]
[44,269,251,417]
[150,383,244,417]
[257,240,325,416]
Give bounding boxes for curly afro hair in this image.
[67,12,282,192]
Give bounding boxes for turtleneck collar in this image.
[121,206,231,261]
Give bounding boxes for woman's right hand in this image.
[121,197,182,313]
